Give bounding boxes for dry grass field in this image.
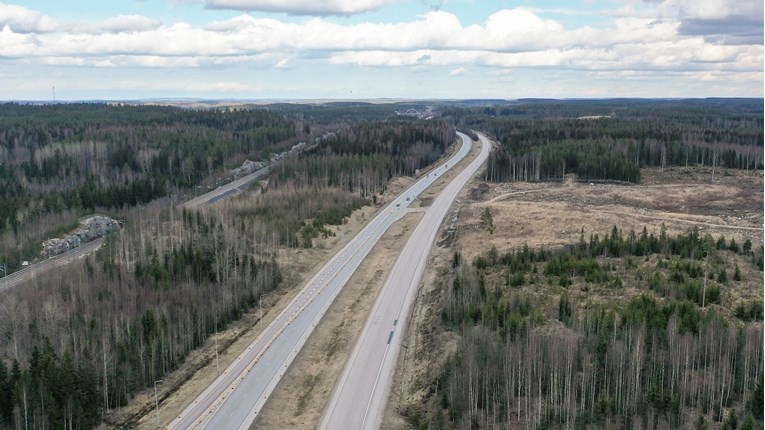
[384,165,763,429]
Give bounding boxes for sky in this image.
[0,0,762,100]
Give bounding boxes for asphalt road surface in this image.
[183,142,320,209]
[166,132,477,430]
[0,238,104,294]
[4,141,317,293]
[319,132,491,430]
[182,166,271,209]
[4,160,270,293]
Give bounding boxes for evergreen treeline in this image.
[0,103,298,275]
[226,119,456,249]
[442,99,763,183]
[0,103,295,233]
[263,101,404,124]
[409,227,764,429]
[272,119,455,195]
[0,341,100,429]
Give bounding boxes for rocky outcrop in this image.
[231,160,269,179]
[42,215,121,257]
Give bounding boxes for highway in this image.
[182,166,271,209]
[4,156,271,293]
[319,132,491,430]
[1,165,267,293]
[3,141,316,293]
[183,141,321,209]
[3,165,270,294]
[0,238,104,294]
[166,132,477,430]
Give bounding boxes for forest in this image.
[0,103,299,274]
[227,120,454,249]
[0,203,283,428]
[0,99,760,428]
[405,227,763,429]
[442,99,763,183]
[0,102,456,429]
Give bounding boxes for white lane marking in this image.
[176,135,475,430]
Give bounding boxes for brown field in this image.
[384,165,763,429]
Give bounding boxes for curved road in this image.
[166,132,477,430]
[319,132,491,429]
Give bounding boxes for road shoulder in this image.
[254,138,484,429]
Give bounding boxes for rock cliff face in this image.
[42,215,121,257]
[231,159,269,179]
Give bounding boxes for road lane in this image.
[167,132,476,430]
[182,167,271,209]
[319,132,491,430]
[3,140,316,294]
[3,163,267,294]
[0,238,104,294]
[183,140,322,209]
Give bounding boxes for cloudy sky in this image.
[1,0,762,100]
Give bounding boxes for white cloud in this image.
[0,26,37,57]
[1,6,758,74]
[0,2,761,98]
[86,15,162,34]
[652,0,763,20]
[328,40,763,73]
[646,0,763,44]
[0,6,758,70]
[78,10,674,55]
[329,49,595,69]
[201,0,400,15]
[0,3,57,33]
[484,8,562,37]
[33,53,274,69]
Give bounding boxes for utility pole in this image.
[1,263,6,290]
[214,320,219,376]
[154,379,163,429]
